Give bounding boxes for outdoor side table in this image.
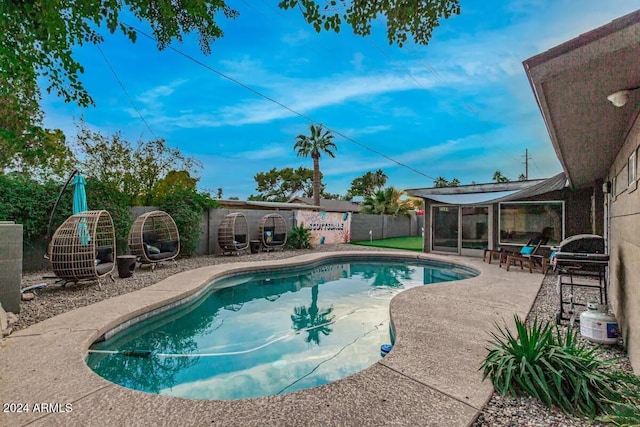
[250,240,261,254]
[116,255,137,278]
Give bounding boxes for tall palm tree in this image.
[294,124,337,207]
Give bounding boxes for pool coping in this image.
[0,250,544,426]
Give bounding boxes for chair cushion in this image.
[143,230,159,245]
[160,240,178,253]
[148,251,176,261]
[520,246,535,255]
[96,261,114,275]
[96,246,114,263]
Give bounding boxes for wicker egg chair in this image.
[48,210,116,288]
[218,212,249,255]
[128,210,180,271]
[258,213,287,251]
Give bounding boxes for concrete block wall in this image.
[383,215,411,238]
[0,222,23,313]
[351,213,421,241]
[351,214,384,241]
[205,209,296,255]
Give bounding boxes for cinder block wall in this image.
[0,222,23,313]
[206,209,296,255]
[351,214,384,241]
[351,213,420,241]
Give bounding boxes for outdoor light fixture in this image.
[607,90,631,107]
[607,86,640,107]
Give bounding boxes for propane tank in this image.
[580,302,619,345]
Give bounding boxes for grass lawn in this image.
[350,236,423,252]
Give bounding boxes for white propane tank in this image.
[580,302,619,345]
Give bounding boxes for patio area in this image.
[1,246,544,426]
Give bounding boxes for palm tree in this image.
[290,285,335,345]
[294,124,337,207]
[492,170,510,183]
[434,176,448,187]
[362,187,411,215]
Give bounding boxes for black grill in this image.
[553,234,609,268]
[552,234,609,324]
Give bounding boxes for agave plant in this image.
[481,316,640,418]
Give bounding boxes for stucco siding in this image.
[607,114,640,372]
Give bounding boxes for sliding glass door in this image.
[432,205,490,255]
[432,206,459,253]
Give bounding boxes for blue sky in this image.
[40,1,640,199]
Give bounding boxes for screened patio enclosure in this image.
[407,173,576,256]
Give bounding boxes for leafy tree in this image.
[2,0,458,148]
[1,0,239,112]
[0,76,74,179]
[493,170,510,183]
[518,173,527,181]
[362,187,411,216]
[294,124,337,207]
[216,187,223,199]
[152,170,198,203]
[73,120,201,204]
[321,191,343,200]
[347,169,387,199]
[434,176,460,187]
[133,139,201,205]
[249,166,317,202]
[278,1,461,47]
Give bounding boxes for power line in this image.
[95,44,159,140]
[128,24,437,181]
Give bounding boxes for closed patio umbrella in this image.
[73,174,91,244]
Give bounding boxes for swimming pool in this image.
[87,257,476,400]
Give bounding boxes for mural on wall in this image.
[294,211,351,245]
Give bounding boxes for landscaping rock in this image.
[6,312,18,326]
[21,292,35,301]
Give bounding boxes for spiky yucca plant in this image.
[481,316,640,418]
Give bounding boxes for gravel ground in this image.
[10,245,635,425]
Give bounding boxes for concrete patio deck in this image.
[0,251,544,426]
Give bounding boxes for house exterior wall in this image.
[606,114,640,372]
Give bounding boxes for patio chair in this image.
[48,210,117,288]
[258,213,287,251]
[218,212,250,255]
[128,210,180,271]
[504,239,547,273]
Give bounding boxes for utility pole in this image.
[522,149,532,180]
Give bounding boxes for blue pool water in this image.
[87,257,476,400]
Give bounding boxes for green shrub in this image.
[0,173,71,241]
[481,316,640,418]
[158,188,219,256]
[287,224,312,249]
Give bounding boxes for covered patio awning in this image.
[405,173,567,206]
